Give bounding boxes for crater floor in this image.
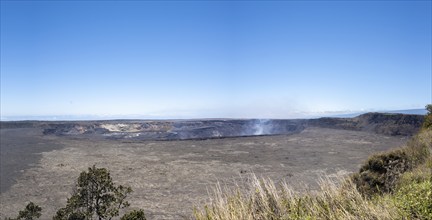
[0,127,408,219]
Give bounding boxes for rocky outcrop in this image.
[308,113,424,136]
[0,121,40,129]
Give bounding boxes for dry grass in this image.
[193,174,399,220]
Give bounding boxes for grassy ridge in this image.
[193,113,432,220]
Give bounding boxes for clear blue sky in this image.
[1,1,431,119]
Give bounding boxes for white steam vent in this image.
[253,119,271,135]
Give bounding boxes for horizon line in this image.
[0,108,427,122]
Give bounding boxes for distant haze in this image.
[328,109,428,118]
[0,109,427,121]
[1,1,431,119]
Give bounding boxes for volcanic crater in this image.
[0,113,424,219]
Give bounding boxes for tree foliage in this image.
[53,165,132,220]
[423,104,432,129]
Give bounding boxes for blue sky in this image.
[1,1,431,119]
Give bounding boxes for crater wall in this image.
[1,113,424,140]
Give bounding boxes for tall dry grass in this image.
[193,174,399,220]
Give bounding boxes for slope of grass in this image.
[392,151,432,219]
[352,128,431,196]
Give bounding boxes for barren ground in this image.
[0,127,408,219]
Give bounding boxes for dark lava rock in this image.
[308,113,424,136]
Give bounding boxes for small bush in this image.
[352,149,411,196]
[121,209,147,220]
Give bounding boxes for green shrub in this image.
[121,209,147,220]
[352,149,411,196]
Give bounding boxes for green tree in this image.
[53,165,132,220]
[423,104,432,129]
[120,210,146,220]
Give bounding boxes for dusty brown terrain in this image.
[0,124,409,219]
